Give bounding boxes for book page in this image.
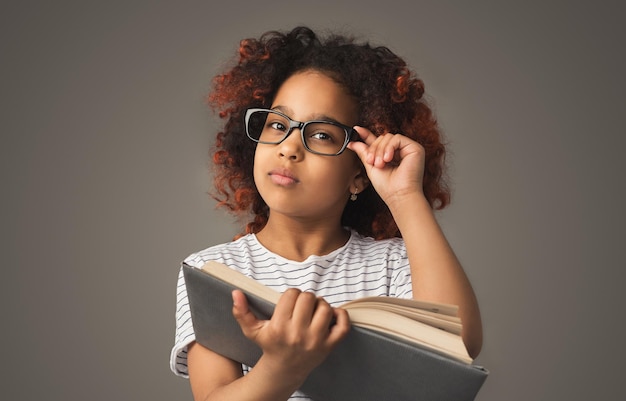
[346,308,472,363]
[341,296,459,316]
[342,303,462,335]
[201,261,281,304]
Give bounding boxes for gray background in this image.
[2,1,624,400]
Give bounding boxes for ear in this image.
[350,166,370,195]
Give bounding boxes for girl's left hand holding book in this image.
[232,288,351,388]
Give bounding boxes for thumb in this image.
[347,141,376,173]
[231,290,262,339]
[346,140,369,162]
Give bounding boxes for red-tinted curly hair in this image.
[208,26,450,239]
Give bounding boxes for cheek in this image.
[342,153,364,181]
[252,149,264,186]
[327,157,362,191]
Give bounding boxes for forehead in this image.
[271,70,358,124]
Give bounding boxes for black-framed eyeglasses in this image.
[244,108,357,156]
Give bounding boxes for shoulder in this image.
[347,230,406,257]
[183,234,261,269]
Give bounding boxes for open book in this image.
[183,261,487,401]
[201,260,471,363]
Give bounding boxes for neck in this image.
[256,215,350,262]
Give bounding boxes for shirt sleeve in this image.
[387,239,413,299]
[169,252,208,377]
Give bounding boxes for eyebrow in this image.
[271,105,349,126]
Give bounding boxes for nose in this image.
[277,128,305,160]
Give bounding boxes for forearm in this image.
[388,191,483,357]
[197,356,303,401]
[189,342,304,401]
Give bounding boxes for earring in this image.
[350,189,358,201]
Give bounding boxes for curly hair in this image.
[208,26,450,239]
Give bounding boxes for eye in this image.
[306,123,346,145]
[267,121,288,132]
[309,131,334,142]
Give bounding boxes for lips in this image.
[268,168,300,186]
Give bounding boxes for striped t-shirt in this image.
[171,230,412,400]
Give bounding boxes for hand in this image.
[347,126,426,205]
[232,289,350,384]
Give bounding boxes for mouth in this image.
[268,168,299,186]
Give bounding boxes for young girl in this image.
[171,26,482,401]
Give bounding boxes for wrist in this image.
[386,190,437,234]
[254,354,308,391]
[386,189,430,215]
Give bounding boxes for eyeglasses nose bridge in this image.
[280,119,306,143]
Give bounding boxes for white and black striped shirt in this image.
[171,230,412,400]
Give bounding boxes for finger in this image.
[347,140,376,167]
[309,297,335,332]
[273,288,301,324]
[291,291,318,326]
[384,135,402,162]
[381,135,408,165]
[232,290,262,339]
[352,126,378,145]
[326,308,351,345]
[368,133,395,168]
[352,127,390,166]
[348,127,376,165]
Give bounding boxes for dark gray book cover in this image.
[184,264,488,401]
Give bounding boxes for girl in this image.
[171,26,482,401]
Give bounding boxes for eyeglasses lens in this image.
[247,110,348,155]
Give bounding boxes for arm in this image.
[348,128,483,358]
[188,289,350,401]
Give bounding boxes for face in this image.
[253,70,365,223]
